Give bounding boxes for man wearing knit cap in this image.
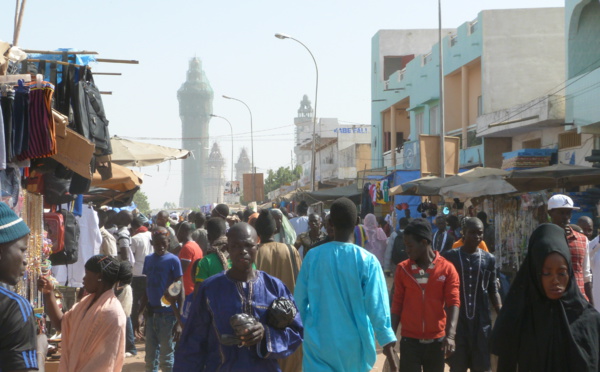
[0,202,39,371]
[391,218,460,372]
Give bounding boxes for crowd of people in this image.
[2,193,600,371]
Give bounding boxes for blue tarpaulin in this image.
[393,170,421,229]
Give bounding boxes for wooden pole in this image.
[13,0,27,46]
[22,49,98,55]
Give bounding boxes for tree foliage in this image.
[163,201,178,210]
[264,166,303,194]
[133,190,151,216]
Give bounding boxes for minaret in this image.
[207,142,225,204]
[235,148,252,194]
[178,58,213,208]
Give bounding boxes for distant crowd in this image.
[1,193,600,372]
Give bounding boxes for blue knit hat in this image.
[0,202,30,244]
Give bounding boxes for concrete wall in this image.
[481,8,565,113]
[566,0,600,130]
[371,29,453,167]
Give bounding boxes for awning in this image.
[506,164,600,191]
[110,136,191,167]
[439,176,517,199]
[304,184,361,203]
[83,187,139,207]
[91,163,143,192]
[390,167,510,196]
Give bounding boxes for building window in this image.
[469,20,478,35]
[450,35,458,47]
[467,130,482,147]
[430,105,439,135]
[522,138,542,149]
[415,112,424,136]
[558,132,582,149]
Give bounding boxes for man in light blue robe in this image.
[295,197,398,372]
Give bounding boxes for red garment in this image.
[179,241,203,295]
[392,251,460,339]
[132,226,148,236]
[566,227,589,301]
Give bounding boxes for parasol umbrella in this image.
[390,167,509,196]
[91,163,143,192]
[506,164,600,192]
[389,176,441,196]
[439,176,517,199]
[110,136,191,167]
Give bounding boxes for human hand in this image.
[382,342,398,371]
[37,276,54,294]
[173,322,183,342]
[135,313,145,339]
[239,323,264,347]
[443,336,456,358]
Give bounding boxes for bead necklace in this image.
[458,248,482,320]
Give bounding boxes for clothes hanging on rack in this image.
[18,81,57,160]
[1,90,14,161]
[12,79,29,157]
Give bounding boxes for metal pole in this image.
[210,114,235,200]
[223,95,255,202]
[275,34,319,191]
[439,0,446,178]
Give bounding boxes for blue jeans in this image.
[126,316,137,354]
[145,310,176,372]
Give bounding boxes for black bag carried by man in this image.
[267,297,297,329]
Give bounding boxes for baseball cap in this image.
[547,194,580,211]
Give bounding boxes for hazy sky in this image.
[2,0,563,209]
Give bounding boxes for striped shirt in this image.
[0,286,39,371]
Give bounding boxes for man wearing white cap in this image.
[547,194,593,303]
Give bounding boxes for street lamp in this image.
[275,32,319,191]
[438,0,446,178]
[222,95,255,202]
[210,114,234,201]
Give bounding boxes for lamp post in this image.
[438,0,446,178]
[222,95,255,202]
[210,114,234,201]
[275,32,319,191]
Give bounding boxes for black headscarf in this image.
[490,224,600,372]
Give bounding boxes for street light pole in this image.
[275,32,319,191]
[210,114,234,201]
[222,95,255,202]
[439,0,446,178]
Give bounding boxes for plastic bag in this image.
[267,297,297,329]
[220,313,258,346]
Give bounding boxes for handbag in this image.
[44,211,65,253]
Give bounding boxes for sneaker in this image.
[125,352,134,358]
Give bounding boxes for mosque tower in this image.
[235,147,252,195]
[178,58,213,208]
[206,142,225,204]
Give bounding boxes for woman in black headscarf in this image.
[490,223,600,371]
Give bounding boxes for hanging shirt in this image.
[295,241,396,372]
